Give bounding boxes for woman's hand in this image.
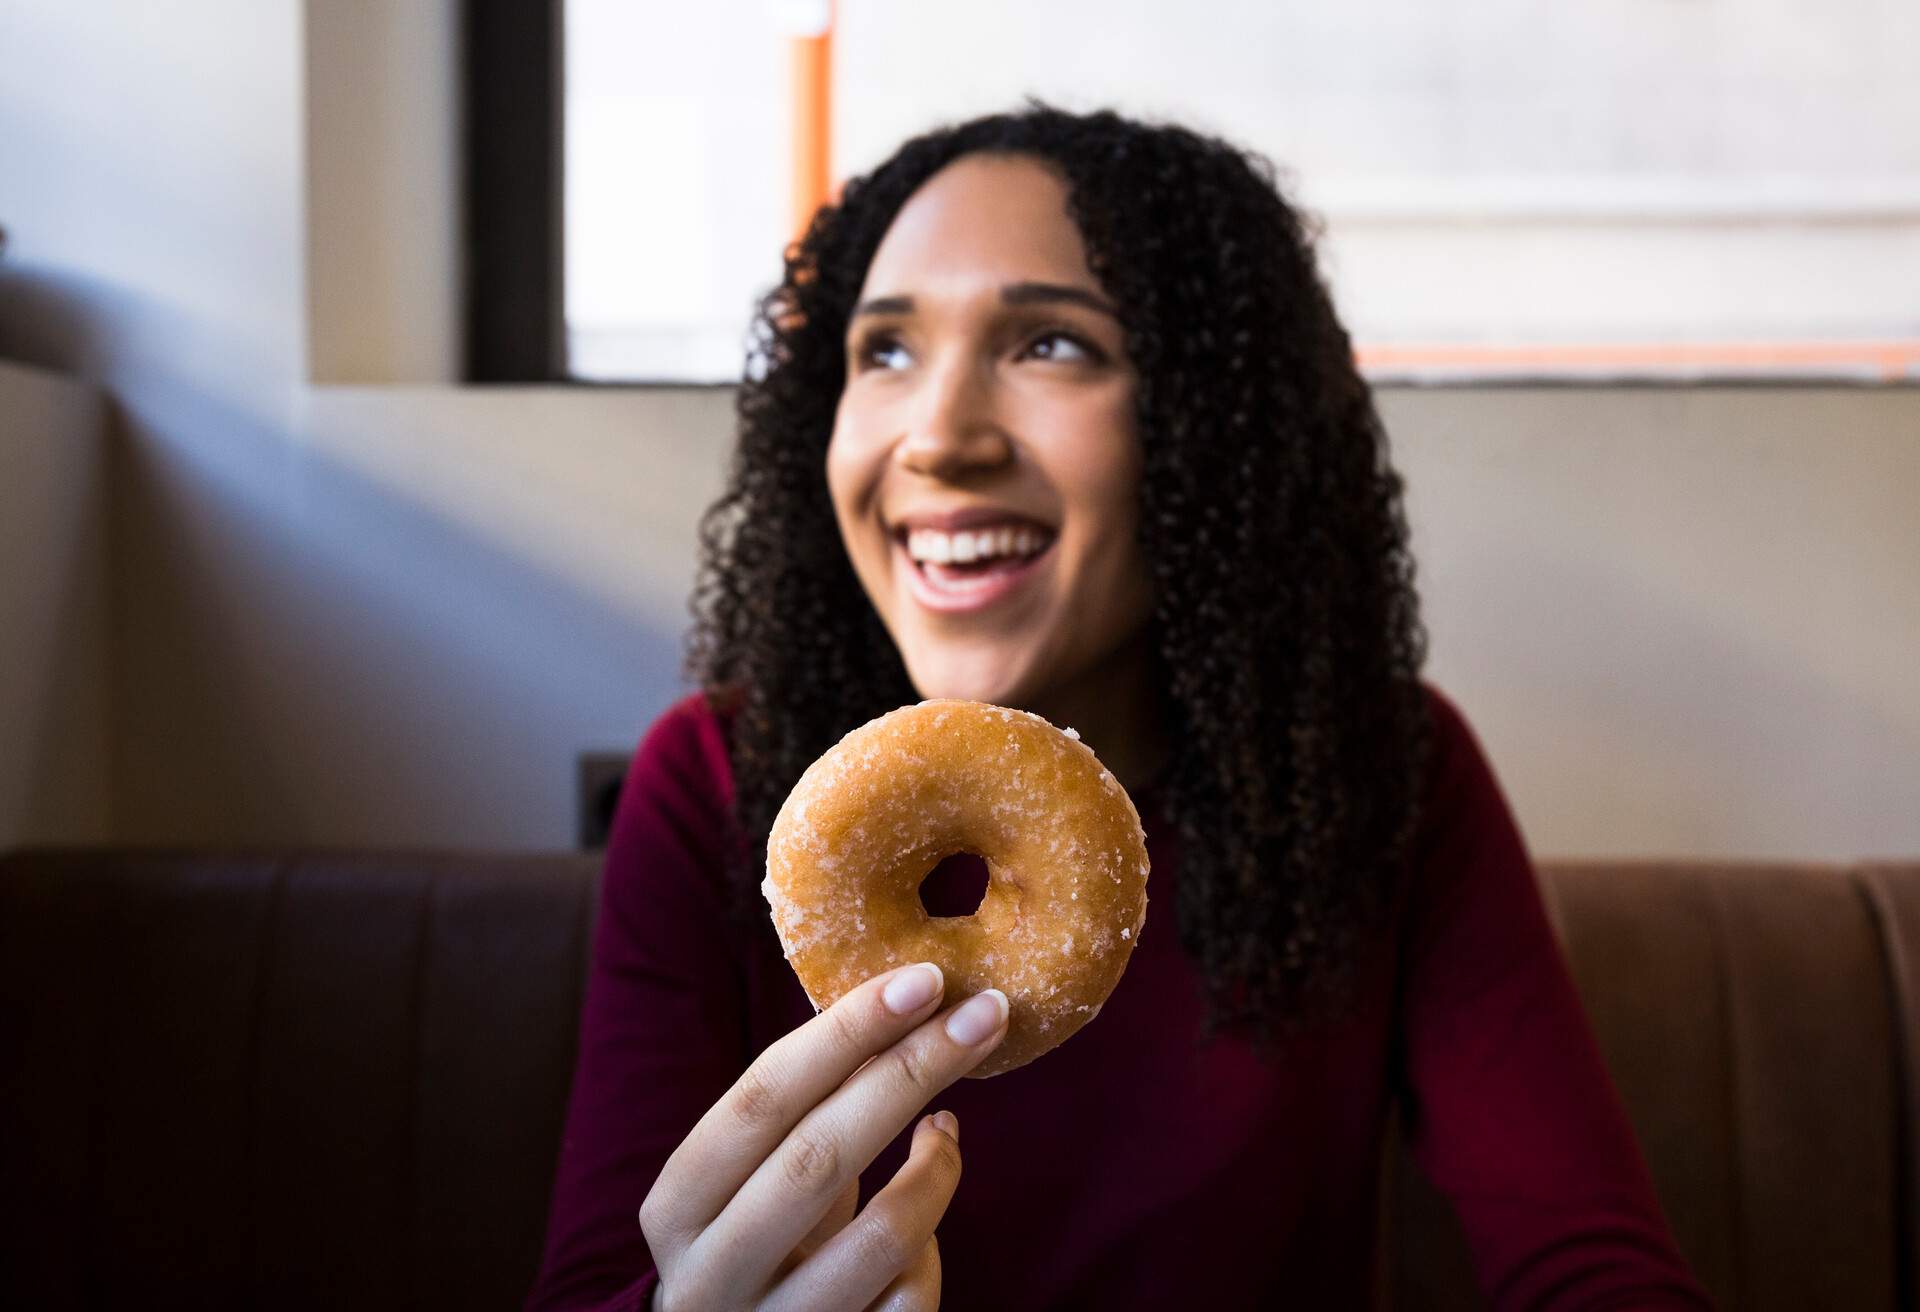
[640,963,1009,1311]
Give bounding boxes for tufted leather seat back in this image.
[1380,860,1920,1310]
[3,851,1916,1309]
[0,851,601,1310]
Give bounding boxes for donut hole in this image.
[918,852,990,918]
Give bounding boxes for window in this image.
[554,0,1920,384]
[563,0,800,382]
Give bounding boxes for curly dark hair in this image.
[688,103,1431,1045]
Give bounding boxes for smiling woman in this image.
[527,106,1713,1311]
[825,156,1158,775]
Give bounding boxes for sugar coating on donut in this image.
[763,699,1150,1078]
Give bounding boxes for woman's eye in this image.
[856,333,913,372]
[1022,331,1100,364]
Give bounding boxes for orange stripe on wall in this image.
[1354,341,1920,382]
[789,10,833,243]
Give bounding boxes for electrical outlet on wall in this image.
[577,752,630,850]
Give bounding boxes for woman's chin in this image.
[903,655,1034,709]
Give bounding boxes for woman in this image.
[528,106,1709,1310]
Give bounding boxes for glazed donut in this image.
[762,699,1150,1078]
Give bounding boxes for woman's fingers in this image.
[691,989,1004,1293]
[864,1239,940,1312]
[803,1174,861,1254]
[762,1113,960,1312]
[776,1175,859,1280]
[641,962,948,1250]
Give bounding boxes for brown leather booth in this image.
[2,850,1915,1309]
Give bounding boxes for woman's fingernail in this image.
[944,989,1009,1045]
[933,1111,959,1143]
[883,963,943,1015]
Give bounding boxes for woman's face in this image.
[826,153,1155,713]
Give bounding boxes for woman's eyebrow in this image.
[850,282,1120,320]
[851,294,914,318]
[999,281,1120,319]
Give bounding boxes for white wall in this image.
[0,0,727,847]
[0,0,1914,856]
[244,385,728,847]
[834,0,1920,354]
[0,362,112,846]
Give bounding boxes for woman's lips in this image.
[897,537,1053,614]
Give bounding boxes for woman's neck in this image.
[1026,631,1169,796]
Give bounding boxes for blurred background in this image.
[3,0,1916,857]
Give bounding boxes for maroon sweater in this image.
[527,689,1709,1309]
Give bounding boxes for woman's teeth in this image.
[905,525,1048,565]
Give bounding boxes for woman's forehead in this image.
[858,154,1100,302]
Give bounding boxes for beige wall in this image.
[0,362,113,845]
[1389,388,1920,860]
[0,1,1914,855]
[304,0,462,383]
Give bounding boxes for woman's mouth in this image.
[896,522,1055,613]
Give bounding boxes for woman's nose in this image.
[896,358,1013,479]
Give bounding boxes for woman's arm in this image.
[525,697,749,1310]
[1396,690,1714,1310]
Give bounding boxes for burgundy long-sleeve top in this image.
[527,688,1709,1310]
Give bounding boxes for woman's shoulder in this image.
[615,689,739,839]
[1417,679,1474,752]
[1407,680,1530,871]
[1416,681,1498,806]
